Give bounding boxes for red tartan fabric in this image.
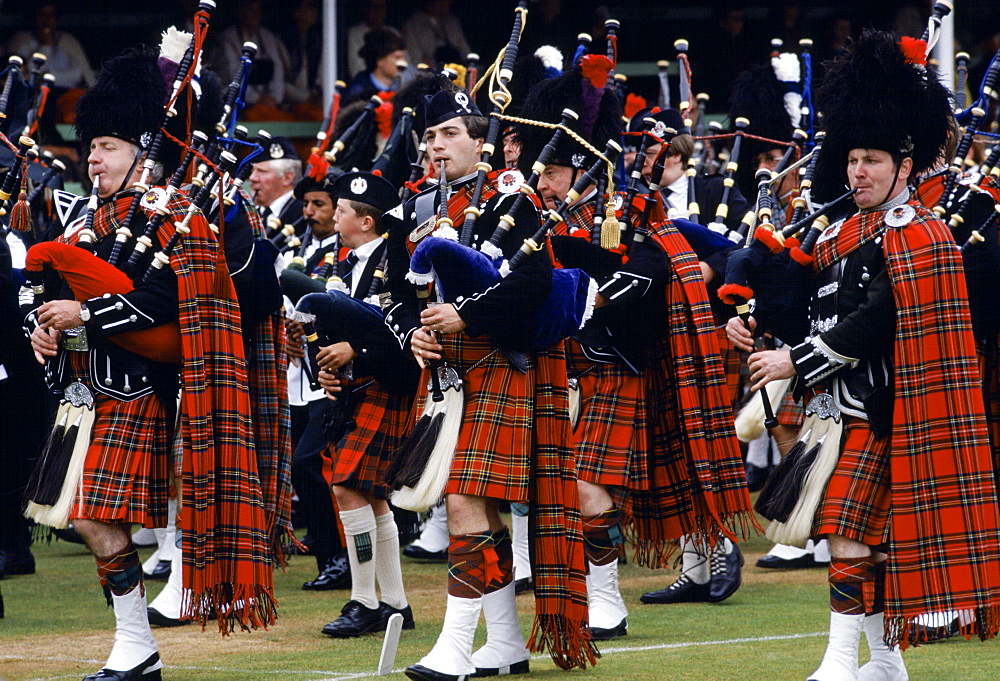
[911,172,946,207]
[814,417,892,545]
[240,191,295,560]
[717,329,744,410]
[330,379,412,499]
[66,364,172,528]
[62,191,276,632]
[628,220,758,568]
[528,343,597,669]
[565,338,647,489]
[437,335,532,499]
[775,388,804,427]
[812,202,1000,646]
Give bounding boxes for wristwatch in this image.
[79,302,91,323]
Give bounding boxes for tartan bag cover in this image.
[629,219,759,568]
[63,191,277,632]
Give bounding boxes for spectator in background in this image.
[347,0,397,80]
[346,29,406,104]
[6,1,95,123]
[402,0,470,69]
[698,6,756,114]
[283,0,324,120]
[210,0,293,121]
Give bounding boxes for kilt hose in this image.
[813,416,891,547]
[329,378,413,499]
[564,338,648,491]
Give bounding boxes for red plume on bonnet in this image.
[624,93,648,120]
[580,54,613,89]
[375,93,395,140]
[898,37,927,66]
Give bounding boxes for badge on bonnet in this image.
[652,120,668,139]
[351,177,368,195]
[270,142,285,159]
[455,92,471,113]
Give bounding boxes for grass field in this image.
[3,530,1000,681]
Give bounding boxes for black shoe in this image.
[756,553,821,570]
[513,577,533,595]
[147,606,193,628]
[708,544,743,603]
[590,617,628,641]
[321,599,384,638]
[379,602,416,630]
[640,574,711,604]
[405,664,468,681]
[402,544,448,561]
[303,555,352,591]
[0,549,35,577]
[143,560,171,581]
[82,651,163,680]
[472,659,530,677]
[908,616,960,645]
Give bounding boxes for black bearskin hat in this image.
[515,55,622,172]
[391,70,450,140]
[729,55,800,198]
[507,45,564,119]
[812,30,953,201]
[75,47,166,152]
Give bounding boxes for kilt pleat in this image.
[436,334,533,501]
[71,390,172,527]
[565,339,647,490]
[813,417,891,546]
[330,380,413,499]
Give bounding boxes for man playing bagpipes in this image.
[383,81,597,678]
[608,106,753,607]
[727,31,1000,681]
[519,54,756,637]
[22,34,278,680]
[279,170,354,593]
[297,170,420,638]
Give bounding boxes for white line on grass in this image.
[10,632,827,681]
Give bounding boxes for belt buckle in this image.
[61,326,90,352]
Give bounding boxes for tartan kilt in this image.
[813,416,891,546]
[428,333,533,501]
[565,339,648,490]
[329,379,413,499]
[71,390,172,528]
[776,389,805,428]
[716,327,744,409]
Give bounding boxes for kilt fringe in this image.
[888,606,1000,650]
[184,583,279,635]
[627,510,759,570]
[528,613,600,671]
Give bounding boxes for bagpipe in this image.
[405,110,596,353]
[18,2,219,367]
